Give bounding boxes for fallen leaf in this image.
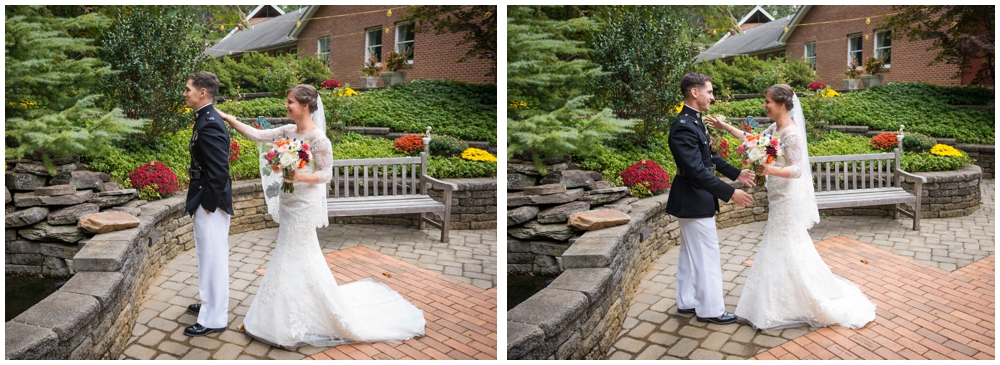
[382,272,392,278]
[860,259,869,264]
[238,324,244,331]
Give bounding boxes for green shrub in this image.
[427,156,496,179]
[707,83,994,144]
[330,132,404,159]
[429,135,469,157]
[84,127,260,187]
[336,80,497,143]
[215,97,288,118]
[202,52,333,96]
[901,151,974,172]
[808,131,879,157]
[708,99,766,119]
[902,133,937,152]
[695,55,817,98]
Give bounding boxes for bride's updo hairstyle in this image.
[287,84,319,113]
[765,84,795,112]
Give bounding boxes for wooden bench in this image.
[327,152,458,242]
[810,148,926,230]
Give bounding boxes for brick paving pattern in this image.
[121,225,496,360]
[608,179,995,360]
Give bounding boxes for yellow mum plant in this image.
[929,144,963,158]
[460,148,497,163]
[818,88,841,98]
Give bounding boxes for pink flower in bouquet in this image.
[277,145,289,155]
[266,150,276,160]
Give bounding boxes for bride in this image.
[706,84,875,331]
[219,84,425,347]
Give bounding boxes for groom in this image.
[181,71,234,336]
[666,72,755,325]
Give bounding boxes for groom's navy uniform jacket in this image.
[185,104,234,216]
[665,105,742,219]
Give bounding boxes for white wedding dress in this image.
[238,124,425,348]
[734,123,876,331]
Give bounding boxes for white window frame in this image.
[874,29,892,68]
[288,47,297,55]
[804,42,817,71]
[847,33,863,68]
[395,22,415,65]
[317,36,330,66]
[276,49,284,56]
[365,27,383,65]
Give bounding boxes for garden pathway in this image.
[120,225,497,360]
[608,179,994,360]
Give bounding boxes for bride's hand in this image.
[283,169,296,183]
[217,111,235,125]
[705,115,726,130]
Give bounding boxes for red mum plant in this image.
[321,79,343,90]
[229,140,240,162]
[807,81,827,92]
[393,135,425,155]
[871,132,898,151]
[621,160,670,195]
[129,161,179,198]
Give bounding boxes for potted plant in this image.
[381,46,412,86]
[861,52,888,88]
[360,55,382,89]
[843,60,861,90]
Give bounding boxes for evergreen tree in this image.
[5,6,145,172]
[591,6,697,144]
[507,6,636,164]
[98,6,208,147]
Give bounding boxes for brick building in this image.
[208,5,496,86]
[697,6,989,88]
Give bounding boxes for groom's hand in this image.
[731,189,754,207]
[737,169,756,187]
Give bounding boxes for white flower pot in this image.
[360,76,379,89]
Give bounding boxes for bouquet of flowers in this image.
[737,131,782,186]
[263,136,312,193]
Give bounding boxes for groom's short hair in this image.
[681,73,712,97]
[188,71,219,99]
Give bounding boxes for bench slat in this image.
[811,152,896,163]
[329,156,421,166]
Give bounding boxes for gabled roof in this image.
[206,7,308,57]
[778,5,813,44]
[737,5,775,29]
[288,5,320,40]
[696,14,793,62]
[247,5,284,19]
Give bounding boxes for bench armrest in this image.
[422,175,458,192]
[897,170,927,184]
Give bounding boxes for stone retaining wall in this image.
[5,181,274,360]
[507,182,767,360]
[7,176,494,359]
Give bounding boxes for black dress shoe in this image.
[184,323,225,337]
[677,307,696,315]
[697,311,738,325]
[187,304,201,315]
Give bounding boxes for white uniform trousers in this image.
[676,217,725,318]
[193,207,231,329]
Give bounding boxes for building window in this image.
[804,42,816,71]
[366,27,383,63]
[875,29,892,68]
[847,33,862,68]
[276,49,284,56]
[289,47,297,55]
[317,36,330,66]
[778,52,786,59]
[395,22,415,63]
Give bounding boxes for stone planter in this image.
[842,78,860,90]
[360,76,379,89]
[381,71,406,86]
[861,74,883,88]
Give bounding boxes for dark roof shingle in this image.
[206,7,306,57]
[696,15,792,62]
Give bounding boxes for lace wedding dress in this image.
[734,123,875,331]
[239,124,425,348]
